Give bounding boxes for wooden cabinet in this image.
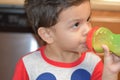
[91,10,120,34]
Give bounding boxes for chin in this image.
[79,47,88,53]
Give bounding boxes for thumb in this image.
[102,45,110,56]
[102,45,112,64]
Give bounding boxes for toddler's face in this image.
[50,1,91,53]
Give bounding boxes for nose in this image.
[83,22,92,36]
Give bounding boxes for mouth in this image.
[82,43,89,51]
[85,42,89,49]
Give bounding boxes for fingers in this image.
[114,62,120,72]
[102,45,120,73]
[112,55,120,72]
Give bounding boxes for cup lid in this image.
[86,26,100,50]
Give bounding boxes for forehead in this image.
[57,1,91,22]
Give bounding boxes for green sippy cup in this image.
[86,26,120,56]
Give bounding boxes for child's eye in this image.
[87,16,91,21]
[73,22,79,28]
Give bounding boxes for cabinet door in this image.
[91,10,120,34]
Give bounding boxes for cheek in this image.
[57,33,81,47]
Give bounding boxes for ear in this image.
[38,27,54,44]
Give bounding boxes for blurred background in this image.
[0,0,120,80]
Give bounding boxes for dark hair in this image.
[24,0,89,32]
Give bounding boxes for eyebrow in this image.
[69,15,91,23]
[68,11,92,24]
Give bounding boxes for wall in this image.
[0,0,24,5]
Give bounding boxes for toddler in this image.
[13,0,120,80]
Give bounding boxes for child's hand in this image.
[102,45,120,80]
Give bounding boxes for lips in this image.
[81,43,89,51]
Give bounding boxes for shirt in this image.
[13,46,103,80]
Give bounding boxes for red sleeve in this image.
[91,60,103,80]
[12,58,29,80]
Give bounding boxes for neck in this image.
[44,45,81,63]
